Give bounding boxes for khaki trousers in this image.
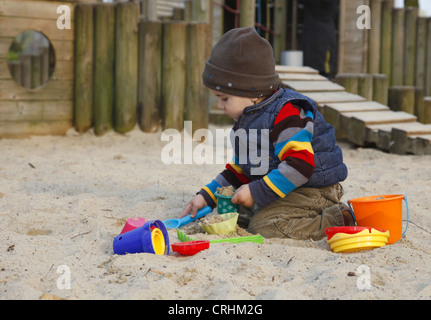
[241,183,345,241]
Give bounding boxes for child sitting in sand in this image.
[181,27,353,240]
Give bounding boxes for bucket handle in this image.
[347,195,409,237]
[403,195,409,236]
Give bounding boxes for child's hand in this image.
[231,184,255,207]
[181,194,207,218]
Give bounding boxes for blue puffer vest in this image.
[231,88,348,188]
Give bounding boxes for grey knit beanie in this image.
[202,27,280,98]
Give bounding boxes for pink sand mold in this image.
[120,217,147,234]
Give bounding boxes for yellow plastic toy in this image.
[200,212,239,235]
[325,226,389,253]
[151,227,166,255]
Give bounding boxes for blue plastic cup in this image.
[113,220,170,255]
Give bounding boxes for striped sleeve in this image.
[198,159,251,208]
[249,102,315,208]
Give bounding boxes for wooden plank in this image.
[0,79,73,100]
[390,123,431,154]
[0,100,73,121]
[375,122,431,151]
[345,111,417,146]
[0,37,73,61]
[412,134,431,155]
[282,81,345,92]
[347,110,416,125]
[278,73,327,81]
[1,59,73,81]
[302,91,366,105]
[323,101,389,138]
[0,16,74,41]
[0,1,76,20]
[0,120,72,138]
[275,65,318,74]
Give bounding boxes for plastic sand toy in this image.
[214,191,239,214]
[120,217,146,234]
[113,220,170,255]
[200,212,239,235]
[163,206,212,229]
[172,229,265,256]
[171,241,210,256]
[348,194,409,244]
[325,226,389,253]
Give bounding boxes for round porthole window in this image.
[7,30,56,89]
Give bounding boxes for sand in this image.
[1,124,431,300]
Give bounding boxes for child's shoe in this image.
[339,202,356,226]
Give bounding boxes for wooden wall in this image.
[0,0,93,138]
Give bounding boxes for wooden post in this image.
[423,97,431,124]
[40,46,49,85]
[93,3,115,136]
[334,74,359,94]
[114,2,139,134]
[273,0,287,64]
[138,20,162,133]
[368,0,382,74]
[74,3,94,133]
[240,0,255,28]
[161,21,187,130]
[380,0,393,84]
[416,17,428,89]
[357,74,373,100]
[414,87,424,122]
[185,22,211,135]
[388,86,415,114]
[31,54,42,89]
[391,8,405,86]
[426,18,431,96]
[8,61,22,84]
[372,74,388,105]
[403,7,418,86]
[20,54,32,89]
[192,0,212,23]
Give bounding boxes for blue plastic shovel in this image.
[163,206,212,229]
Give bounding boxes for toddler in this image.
[181,27,353,240]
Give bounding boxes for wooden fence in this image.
[335,0,431,126]
[74,2,211,136]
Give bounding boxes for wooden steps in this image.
[275,65,431,155]
[209,65,431,155]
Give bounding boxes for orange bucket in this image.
[347,195,409,244]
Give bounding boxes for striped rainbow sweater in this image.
[198,100,315,209]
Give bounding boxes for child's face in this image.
[211,90,259,121]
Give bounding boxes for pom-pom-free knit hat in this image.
[202,27,280,98]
